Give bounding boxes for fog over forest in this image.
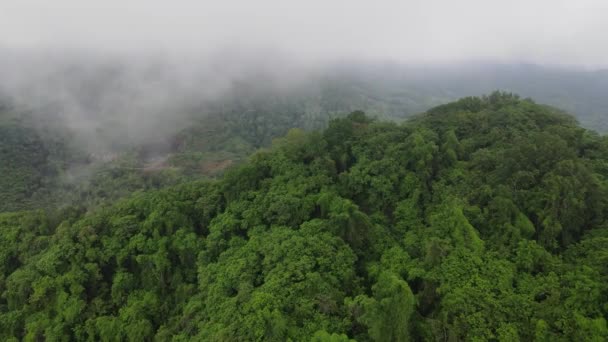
[3,2,608,341]
[2,1,607,152]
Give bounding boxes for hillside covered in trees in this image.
[0,93,607,341]
[3,63,608,214]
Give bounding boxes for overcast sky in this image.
[1,0,607,67]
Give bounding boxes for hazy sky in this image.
[1,0,607,66]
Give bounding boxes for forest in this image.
[3,63,608,214]
[0,92,607,341]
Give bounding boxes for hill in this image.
[2,62,608,214]
[0,93,607,341]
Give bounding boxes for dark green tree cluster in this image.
[0,108,77,212]
[1,93,607,341]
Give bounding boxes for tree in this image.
[351,272,415,342]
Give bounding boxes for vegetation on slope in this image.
[0,107,78,212]
[0,93,607,341]
[0,106,182,212]
[4,62,608,213]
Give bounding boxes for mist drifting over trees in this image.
[1,1,608,341]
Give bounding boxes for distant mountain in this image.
[318,62,608,130]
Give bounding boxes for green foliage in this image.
[0,111,69,212]
[1,94,607,341]
[350,271,415,342]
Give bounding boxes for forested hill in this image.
[1,93,608,341]
[3,62,608,214]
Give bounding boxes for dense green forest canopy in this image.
[1,93,607,341]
